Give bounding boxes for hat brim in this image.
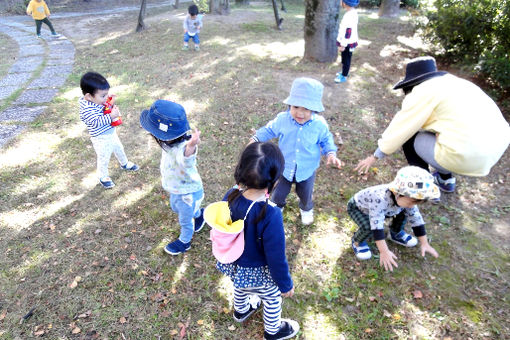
[139,109,189,141]
[393,71,448,90]
[283,96,325,113]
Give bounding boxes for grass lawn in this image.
[0,2,509,339]
[0,33,18,79]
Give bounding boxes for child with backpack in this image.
[205,142,299,340]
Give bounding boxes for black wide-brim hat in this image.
[140,100,190,141]
[393,56,448,90]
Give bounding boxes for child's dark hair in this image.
[80,72,109,96]
[152,134,191,150]
[228,142,284,223]
[188,4,199,16]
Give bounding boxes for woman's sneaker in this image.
[164,239,191,255]
[300,209,313,225]
[233,295,261,322]
[99,177,115,189]
[433,172,456,192]
[352,239,372,260]
[264,319,300,340]
[389,230,418,247]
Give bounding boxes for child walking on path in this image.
[140,100,205,255]
[205,142,299,340]
[182,4,203,51]
[251,77,342,225]
[79,72,139,189]
[26,0,60,38]
[335,0,359,83]
[348,166,440,271]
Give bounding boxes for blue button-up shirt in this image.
[254,110,337,182]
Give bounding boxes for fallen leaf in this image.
[170,329,178,335]
[413,290,423,299]
[222,307,229,314]
[345,297,355,302]
[119,316,127,324]
[228,325,236,331]
[392,313,401,321]
[368,296,376,302]
[72,327,81,334]
[383,310,391,318]
[365,328,372,333]
[197,319,204,325]
[69,276,82,289]
[0,310,6,320]
[77,311,91,319]
[130,254,137,261]
[34,329,45,336]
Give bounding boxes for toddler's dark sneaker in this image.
[334,74,347,83]
[51,32,61,37]
[233,295,261,322]
[264,319,300,340]
[164,239,191,255]
[352,239,372,260]
[389,230,418,247]
[194,208,205,232]
[121,162,139,171]
[99,177,115,189]
[433,172,456,193]
[194,45,200,51]
[182,45,189,51]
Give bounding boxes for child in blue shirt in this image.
[79,72,139,189]
[212,142,299,340]
[182,4,203,51]
[251,77,342,225]
[140,100,205,255]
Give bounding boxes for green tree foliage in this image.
[423,0,510,91]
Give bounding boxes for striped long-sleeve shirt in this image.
[79,97,113,137]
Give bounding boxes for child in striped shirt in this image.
[79,72,139,189]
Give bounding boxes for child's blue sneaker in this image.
[194,208,205,232]
[121,161,139,171]
[233,295,261,322]
[334,74,347,83]
[433,172,456,193]
[99,177,115,189]
[389,230,418,247]
[352,239,372,260]
[164,239,191,255]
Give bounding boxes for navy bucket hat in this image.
[140,100,190,141]
[393,56,448,90]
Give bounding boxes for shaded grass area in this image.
[0,2,509,339]
[0,33,17,80]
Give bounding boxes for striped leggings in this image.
[234,285,282,334]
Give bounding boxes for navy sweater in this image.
[223,191,293,293]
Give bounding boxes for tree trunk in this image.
[378,0,400,17]
[136,0,147,32]
[303,0,341,62]
[271,0,283,30]
[173,0,180,10]
[209,0,230,14]
[235,0,249,5]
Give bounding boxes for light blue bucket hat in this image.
[283,77,325,112]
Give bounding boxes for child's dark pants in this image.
[271,172,315,211]
[35,18,56,35]
[347,198,406,243]
[341,46,353,77]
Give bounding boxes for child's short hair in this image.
[80,72,109,96]
[188,4,199,16]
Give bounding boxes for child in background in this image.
[182,4,203,51]
[26,0,60,38]
[335,0,359,83]
[251,77,342,225]
[208,142,299,340]
[79,72,139,189]
[140,100,205,255]
[347,166,440,271]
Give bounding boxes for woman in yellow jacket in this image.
[26,0,60,38]
[356,56,510,193]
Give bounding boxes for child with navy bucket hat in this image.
[140,100,205,255]
[335,0,359,83]
[251,78,342,225]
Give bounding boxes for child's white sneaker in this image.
[300,209,313,225]
[352,239,372,260]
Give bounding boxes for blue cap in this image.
[283,77,325,112]
[343,0,359,7]
[140,100,190,141]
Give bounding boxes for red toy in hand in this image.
[103,96,122,126]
